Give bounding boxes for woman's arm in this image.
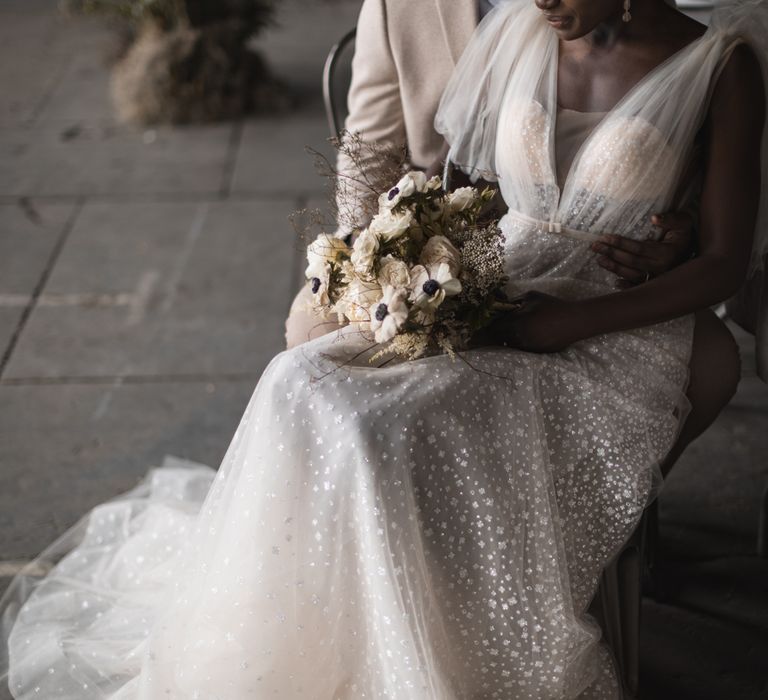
[494,44,765,353]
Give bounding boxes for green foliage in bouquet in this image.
[304,171,511,361]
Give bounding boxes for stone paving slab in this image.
[0,200,76,356]
[0,3,126,59]
[0,311,22,366]
[0,122,235,197]
[4,199,300,379]
[33,50,114,126]
[0,380,256,562]
[0,202,75,293]
[257,0,361,98]
[231,0,362,197]
[0,52,66,128]
[0,4,117,128]
[231,116,336,196]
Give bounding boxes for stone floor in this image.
[0,1,766,699]
[0,0,355,564]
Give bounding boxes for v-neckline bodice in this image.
[554,108,606,190]
[548,24,714,209]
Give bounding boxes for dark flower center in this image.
[387,187,400,201]
[422,279,440,296]
[375,303,389,322]
[310,277,321,294]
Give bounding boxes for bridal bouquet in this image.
[303,171,511,361]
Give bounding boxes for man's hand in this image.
[590,212,695,288]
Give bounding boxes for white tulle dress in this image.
[2,2,767,698]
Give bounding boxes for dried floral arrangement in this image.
[61,0,287,125]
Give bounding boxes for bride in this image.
[2,0,766,698]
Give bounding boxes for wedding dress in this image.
[3,2,768,699]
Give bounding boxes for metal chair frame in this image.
[323,28,357,139]
[322,28,651,699]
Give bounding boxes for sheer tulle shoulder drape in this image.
[435,0,768,275]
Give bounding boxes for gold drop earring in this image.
[622,0,632,22]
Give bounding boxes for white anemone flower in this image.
[378,171,428,209]
[306,261,332,306]
[409,263,462,310]
[369,285,410,343]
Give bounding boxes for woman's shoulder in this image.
[701,41,765,162]
[711,43,764,117]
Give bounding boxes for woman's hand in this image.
[477,291,587,353]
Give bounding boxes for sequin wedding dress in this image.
[3,2,768,699]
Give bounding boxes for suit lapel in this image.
[435,0,479,65]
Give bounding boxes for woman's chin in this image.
[544,16,589,41]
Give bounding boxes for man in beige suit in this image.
[285,0,741,472]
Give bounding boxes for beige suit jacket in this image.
[345,0,477,168]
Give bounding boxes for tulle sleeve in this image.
[434,0,549,183]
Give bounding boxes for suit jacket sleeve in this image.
[333,0,407,239]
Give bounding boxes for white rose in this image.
[379,171,428,209]
[425,175,443,191]
[447,187,478,213]
[305,233,351,277]
[369,209,414,242]
[419,235,461,276]
[377,255,412,289]
[337,278,383,324]
[350,228,380,276]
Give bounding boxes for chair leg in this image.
[643,500,663,596]
[644,501,658,571]
[617,546,642,697]
[598,511,649,699]
[758,483,768,558]
[599,558,629,697]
